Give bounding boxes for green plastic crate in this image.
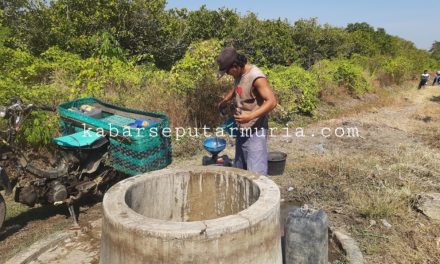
[58,97,172,175]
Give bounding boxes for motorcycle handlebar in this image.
[33,104,57,112]
[10,103,57,112]
[1,99,57,118]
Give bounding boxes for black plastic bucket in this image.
[268,151,287,176]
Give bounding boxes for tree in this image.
[186,6,238,41]
[228,13,297,67]
[292,18,349,68]
[0,10,10,47]
[430,41,440,61]
[346,22,375,33]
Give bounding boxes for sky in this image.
[166,0,439,51]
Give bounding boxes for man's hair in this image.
[232,53,247,68]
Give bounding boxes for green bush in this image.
[334,60,370,94]
[312,59,370,95]
[21,111,59,148]
[310,59,338,88]
[2,0,436,147]
[170,39,222,94]
[167,39,232,127]
[0,46,146,146]
[429,58,440,70]
[267,64,319,117]
[350,54,386,77]
[382,56,412,85]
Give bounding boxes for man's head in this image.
[216,47,247,78]
[424,70,428,74]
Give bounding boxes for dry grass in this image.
[101,76,234,159]
[318,81,418,121]
[3,79,439,263]
[276,150,440,263]
[270,82,440,263]
[72,80,440,263]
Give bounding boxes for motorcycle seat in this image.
[53,131,107,149]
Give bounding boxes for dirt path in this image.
[2,84,440,263]
[267,85,440,263]
[0,198,103,263]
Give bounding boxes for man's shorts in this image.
[234,128,268,176]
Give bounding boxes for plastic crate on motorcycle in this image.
[58,97,172,176]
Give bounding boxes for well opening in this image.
[101,167,282,264]
[125,170,260,222]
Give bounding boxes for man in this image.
[216,47,277,176]
[432,71,440,86]
[418,70,430,89]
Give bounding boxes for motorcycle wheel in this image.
[0,193,6,230]
[25,156,69,179]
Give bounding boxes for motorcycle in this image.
[0,98,119,229]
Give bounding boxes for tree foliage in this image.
[0,0,438,145]
[430,41,440,62]
[2,1,433,70]
[227,13,297,67]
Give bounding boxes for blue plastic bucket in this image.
[220,118,238,137]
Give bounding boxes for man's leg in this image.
[234,135,247,170]
[243,129,268,176]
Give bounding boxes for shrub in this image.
[21,111,59,148]
[382,56,412,85]
[333,60,370,94]
[170,39,222,94]
[267,64,320,118]
[168,39,232,127]
[312,59,371,95]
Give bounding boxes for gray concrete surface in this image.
[5,230,77,264]
[28,220,101,264]
[416,192,440,221]
[332,229,364,264]
[100,166,282,264]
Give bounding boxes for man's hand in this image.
[234,112,255,124]
[217,100,227,111]
[218,100,228,116]
[217,86,236,111]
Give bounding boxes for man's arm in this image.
[218,86,235,109]
[234,78,277,124]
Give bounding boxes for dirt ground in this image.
[0,196,103,262]
[1,82,440,263]
[173,83,440,263]
[270,84,440,264]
